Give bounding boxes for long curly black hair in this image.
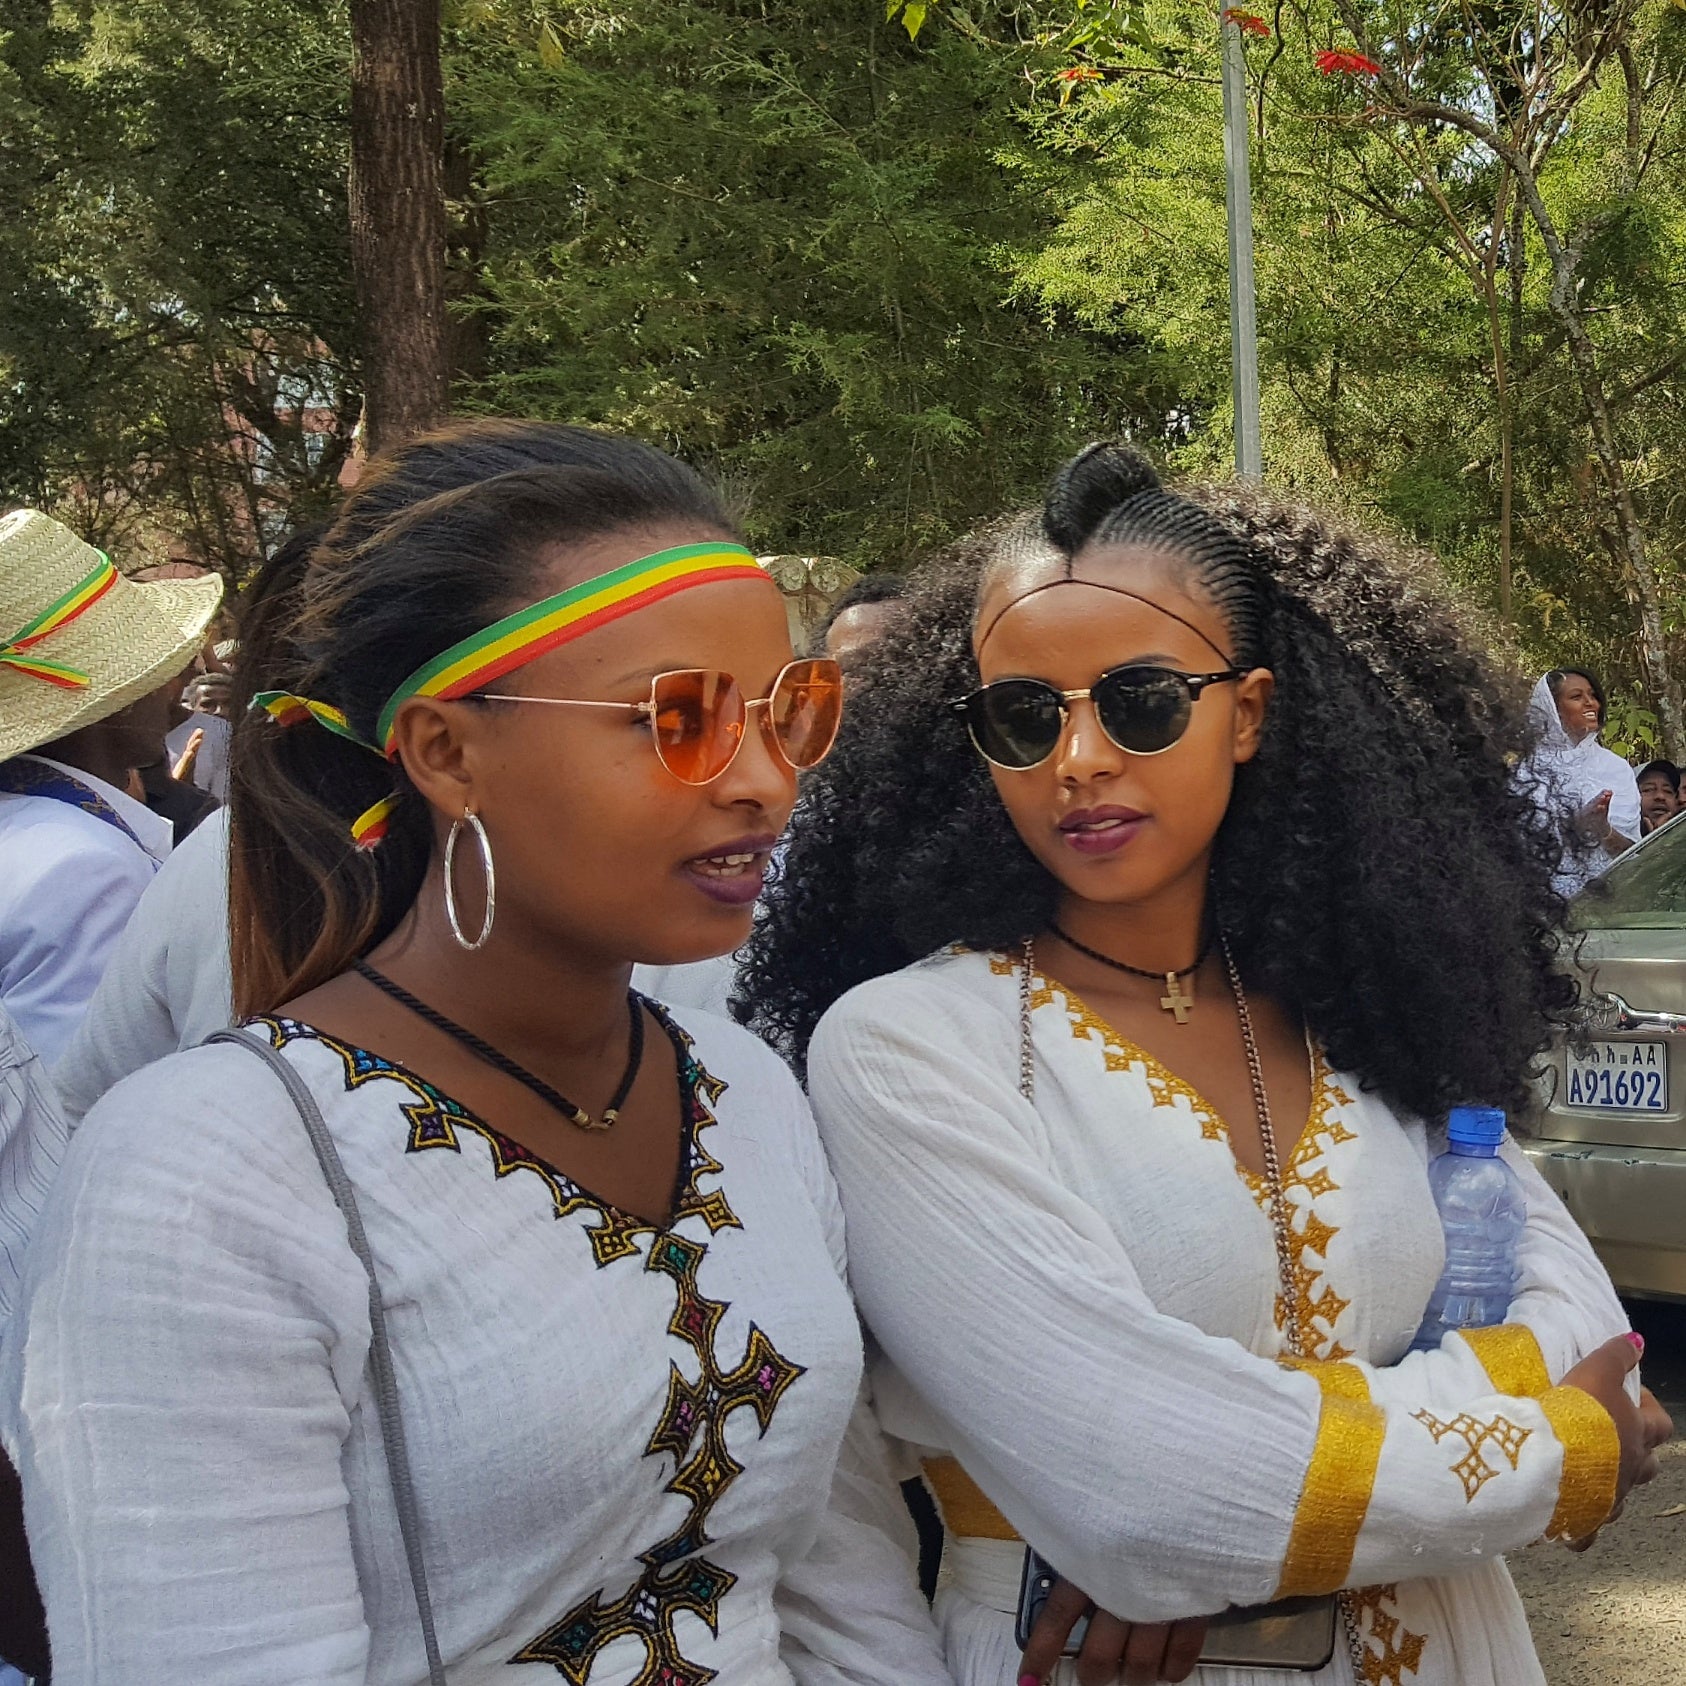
[738,444,1576,1119]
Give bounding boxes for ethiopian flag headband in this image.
[374,540,767,755]
[253,541,769,849]
[1,551,120,689]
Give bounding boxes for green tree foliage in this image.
[0,0,357,569]
[447,0,1168,565]
[4,0,1685,730]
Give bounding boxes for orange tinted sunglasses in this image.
[478,657,844,785]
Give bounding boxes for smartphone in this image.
[1015,1549,1337,1672]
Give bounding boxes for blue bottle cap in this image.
[1447,1106,1507,1148]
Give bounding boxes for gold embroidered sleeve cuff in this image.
[1539,1385,1620,1542]
[1456,1325,1552,1400]
[1272,1362,1384,1598]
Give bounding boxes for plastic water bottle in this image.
[1409,1106,1527,1352]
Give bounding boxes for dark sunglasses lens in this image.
[968,680,1065,768]
[1094,667,1193,754]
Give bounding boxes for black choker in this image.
[1047,923,1216,1024]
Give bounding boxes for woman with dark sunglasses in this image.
[0,420,950,1685]
[740,445,1666,1686]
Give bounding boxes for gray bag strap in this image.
[206,1028,448,1686]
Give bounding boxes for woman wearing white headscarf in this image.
[1520,668,1640,898]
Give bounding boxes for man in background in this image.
[0,510,221,1064]
[817,572,906,675]
[1636,759,1681,836]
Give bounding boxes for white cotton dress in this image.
[807,948,1632,1686]
[2,1003,950,1686]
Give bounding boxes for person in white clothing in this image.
[0,510,221,1065]
[1516,667,1641,898]
[2,420,945,1685]
[740,444,1670,1686]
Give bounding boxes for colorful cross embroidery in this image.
[257,1008,803,1685]
[1411,1409,1533,1502]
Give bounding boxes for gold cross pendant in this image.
[1160,971,1194,1024]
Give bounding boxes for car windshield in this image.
[1574,814,1686,928]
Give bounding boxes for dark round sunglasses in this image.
[952,663,1247,769]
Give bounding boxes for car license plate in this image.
[1564,1040,1669,1112]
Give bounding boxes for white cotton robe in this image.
[807,949,1631,1686]
[1516,674,1641,898]
[2,1004,950,1686]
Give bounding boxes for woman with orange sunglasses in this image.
[1,421,947,1685]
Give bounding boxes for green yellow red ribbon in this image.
[375,540,769,755]
[250,690,380,753]
[0,552,120,690]
[350,794,401,851]
[250,690,396,850]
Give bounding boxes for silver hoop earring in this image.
[443,809,496,952]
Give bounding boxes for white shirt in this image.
[0,756,171,1067]
[3,1006,949,1685]
[0,1004,70,1329]
[808,948,1629,1686]
[165,710,232,803]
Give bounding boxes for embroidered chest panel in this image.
[256,1010,805,1686]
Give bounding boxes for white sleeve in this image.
[56,809,233,1123]
[1356,1138,1628,1412]
[0,1008,70,1329]
[1606,757,1642,843]
[1,1051,375,1685]
[808,976,1620,1624]
[0,830,154,1069]
[758,1047,952,1686]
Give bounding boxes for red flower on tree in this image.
[1055,64,1104,104]
[1223,10,1272,37]
[1315,48,1382,75]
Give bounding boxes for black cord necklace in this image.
[1046,922,1216,1025]
[353,960,645,1132]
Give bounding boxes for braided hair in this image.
[738,443,1574,1119]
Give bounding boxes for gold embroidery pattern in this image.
[991,952,1358,1359]
[1539,1384,1620,1541]
[1459,1323,1551,1399]
[1347,1586,1427,1684]
[988,951,1226,1137]
[1411,1409,1533,1502]
[1273,1360,1386,1598]
[1241,1061,1355,1361]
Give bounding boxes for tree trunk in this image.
[348,0,449,454]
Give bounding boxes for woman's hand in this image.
[1020,1576,1207,1685]
[1574,789,1614,842]
[1558,1335,1668,1546]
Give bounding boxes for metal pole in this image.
[1221,14,1262,479]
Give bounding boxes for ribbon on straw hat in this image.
[255,540,770,850]
[0,509,223,766]
[0,552,120,689]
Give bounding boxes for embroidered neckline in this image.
[989,948,1359,1362]
[988,948,1325,1153]
[251,999,741,1264]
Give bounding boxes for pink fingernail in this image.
[1627,1331,1646,1356]
[1020,1676,1040,1686]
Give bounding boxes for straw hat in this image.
[0,509,225,764]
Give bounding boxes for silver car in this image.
[1524,811,1686,1300]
